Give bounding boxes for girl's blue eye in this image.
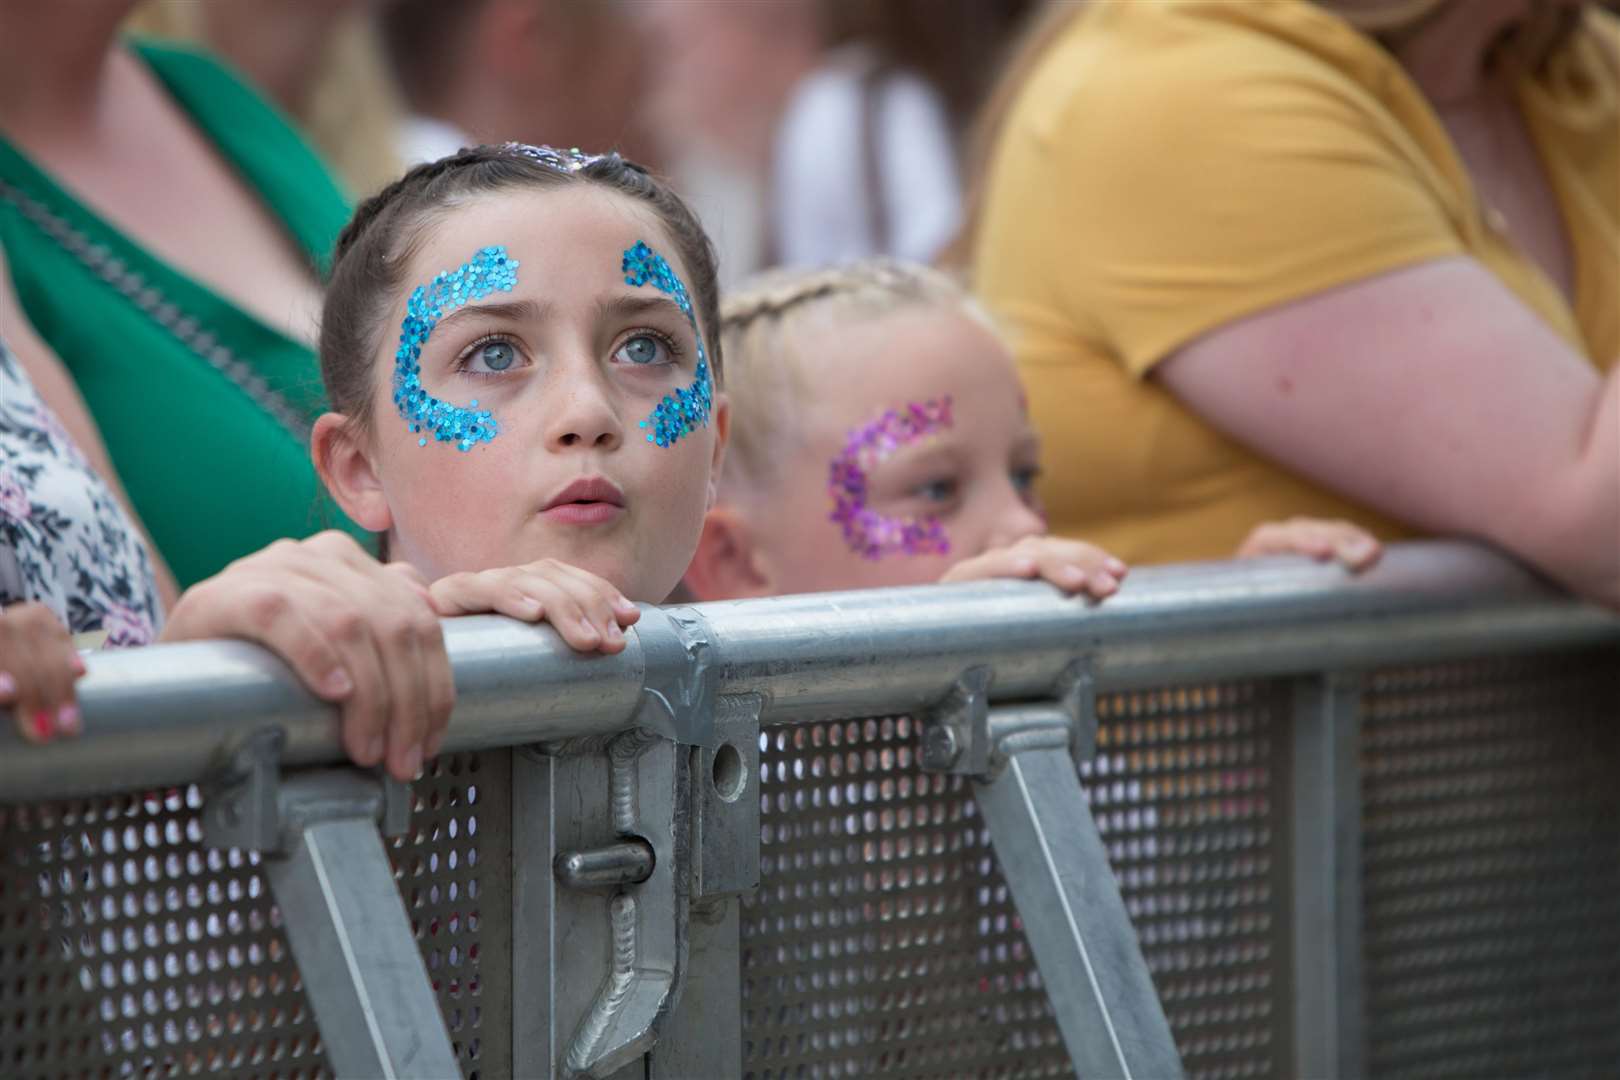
[914,478,959,503]
[468,340,517,373]
[1011,465,1041,493]
[615,334,668,366]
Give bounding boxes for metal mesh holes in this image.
[0,750,509,1080]
[391,750,511,1080]
[1085,682,1288,1080]
[0,786,325,1079]
[1361,650,1620,1079]
[743,716,1070,1079]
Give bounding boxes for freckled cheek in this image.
[383,436,513,513]
[654,450,714,516]
[634,439,714,539]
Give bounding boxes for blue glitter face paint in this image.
[393,245,520,452]
[622,241,713,448]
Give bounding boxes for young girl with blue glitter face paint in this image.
[312,145,729,653]
[682,260,1382,602]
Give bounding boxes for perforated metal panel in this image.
[1361,650,1620,1079]
[1087,683,1289,1080]
[743,686,1289,1080]
[395,750,511,1080]
[0,750,509,1079]
[743,715,1070,1079]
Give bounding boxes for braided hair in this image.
[318,144,721,434]
[719,259,990,492]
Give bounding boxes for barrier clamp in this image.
[201,726,412,851]
[919,665,994,774]
[629,604,719,748]
[921,659,1097,778]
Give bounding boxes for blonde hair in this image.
[720,259,990,492]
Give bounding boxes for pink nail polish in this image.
[325,669,355,697]
[56,704,81,736]
[0,671,15,697]
[32,710,53,740]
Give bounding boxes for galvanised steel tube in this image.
[1,542,1615,801]
[712,541,1620,714]
[0,617,644,802]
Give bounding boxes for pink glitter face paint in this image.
[828,397,954,560]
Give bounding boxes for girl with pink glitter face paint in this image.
[683,260,1382,601]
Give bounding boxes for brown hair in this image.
[719,259,990,493]
[320,144,722,435]
[937,1,1086,269]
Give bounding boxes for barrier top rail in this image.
[2,540,1615,802]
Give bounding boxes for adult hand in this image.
[1236,517,1382,571]
[941,535,1128,600]
[429,559,641,654]
[1,601,84,742]
[160,531,452,781]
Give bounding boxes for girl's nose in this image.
[985,483,1047,549]
[546,371,623,452]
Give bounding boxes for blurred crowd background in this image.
[126,0,1038,282]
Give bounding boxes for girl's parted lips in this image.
[541,476,625,511]
[540,477,627,524]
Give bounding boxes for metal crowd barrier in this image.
[1,541,1616,1079]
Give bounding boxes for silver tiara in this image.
[501,143,613,173]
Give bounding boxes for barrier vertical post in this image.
[1289,672,1366,1078]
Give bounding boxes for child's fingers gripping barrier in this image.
[0,601,84,743]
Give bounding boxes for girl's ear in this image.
[311,413,394,533]
[684,504,774,601]
[706,394,731,511]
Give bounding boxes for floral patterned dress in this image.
[0,337,161,645]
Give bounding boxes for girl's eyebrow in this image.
[596,293,691,327]
[873,438,963,474]
[429,295,690,336]
[432,298,550,334]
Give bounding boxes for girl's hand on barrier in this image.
[940,536,1128,600]
[1,601,85,742]
[160,531,453,783]
[1236,518,1383,572]
[429,559,640,654]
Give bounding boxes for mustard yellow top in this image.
[973,0,1619,564]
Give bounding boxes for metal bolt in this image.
[555,839,656,890]
[920,724,961,771]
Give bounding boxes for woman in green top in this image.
[0,0,364,587]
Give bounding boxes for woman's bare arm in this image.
[1156,256,1618,606]
[0,252,181,609]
